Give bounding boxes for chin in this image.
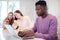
[37,14,41,16]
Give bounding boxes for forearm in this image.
[35,32,53,39]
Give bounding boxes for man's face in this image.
[35,5,46,16]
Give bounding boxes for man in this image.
[18,1,58,40]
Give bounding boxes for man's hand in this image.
[18,30,35,37]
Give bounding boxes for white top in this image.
[12,16,33,34]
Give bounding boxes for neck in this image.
[19,16,23,20]
[40,12,48,18]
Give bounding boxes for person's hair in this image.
[14,10,23,20]
[35,1,47,7]
[14,10,23,16]
[8,12,13,15]
[6,12,14,25]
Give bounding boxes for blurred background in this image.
[0,0,60,39]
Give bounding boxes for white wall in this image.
[20,0,39,21]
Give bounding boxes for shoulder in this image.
[48,14,57,20]
[23,16,32,22]
[23,16,31,20]
[4,18,9,21]
[48,14,57,22]
[24,16,30,18]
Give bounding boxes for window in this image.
[0,0,20,23]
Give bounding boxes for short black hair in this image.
[35,1,47,7]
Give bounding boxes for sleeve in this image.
[34,17,57,39]
[31,18,38,32]
[25,16,33,30]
